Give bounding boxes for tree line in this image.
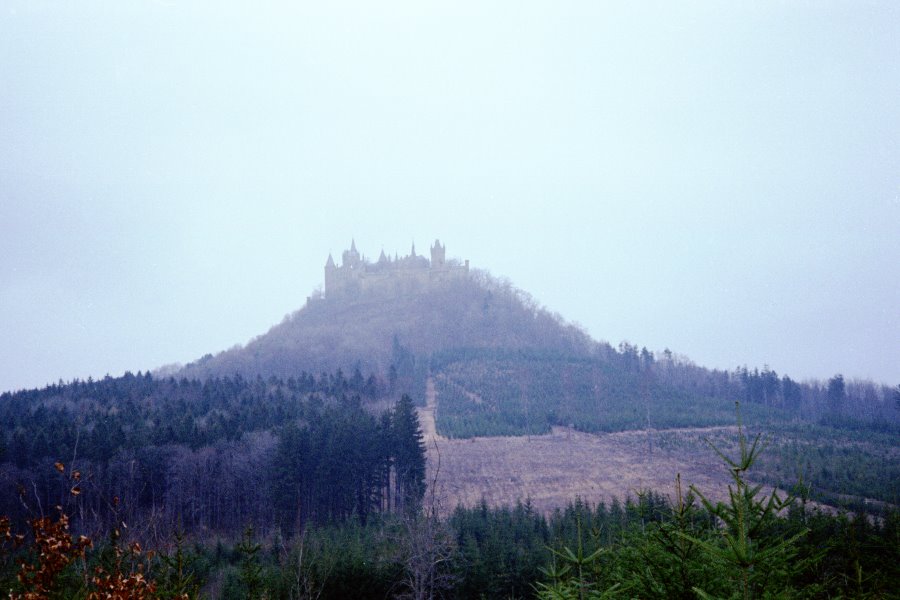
[0,370,426,538]
[431,345,898,440]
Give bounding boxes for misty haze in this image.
[1,2,898,599]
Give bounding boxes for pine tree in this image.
[237,525,264,600]
[683,404,811,600]
[392,394,426,513]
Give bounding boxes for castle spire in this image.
[325,253,336,269]
[350,238,357,253]
[411,241,416,257]
[430,239,446,266]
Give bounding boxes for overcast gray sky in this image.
[1,1,898,392]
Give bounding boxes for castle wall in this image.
[324,242,468,299]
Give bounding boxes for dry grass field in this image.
[418,378,773,515]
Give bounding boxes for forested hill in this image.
[0,370,426,536]
[176,266,898,439]
[178,270,594,383]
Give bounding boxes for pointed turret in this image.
[324,253,337,297]
[411,242,416,257]
[378,249,388,263]
[343,239,361,268]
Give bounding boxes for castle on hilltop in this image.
[323,239,469,298]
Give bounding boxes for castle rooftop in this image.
[323,239,469,299]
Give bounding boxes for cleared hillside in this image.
[418,377,737,514]
[418,379,896,516]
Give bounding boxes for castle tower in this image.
[342,238,361,269]
[324,253,336,294]
[430,239,446,267]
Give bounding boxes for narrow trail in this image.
[417,377,444,443]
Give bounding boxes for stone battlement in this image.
[324,239,469,298]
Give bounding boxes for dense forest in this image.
[0,370,426,539]
[2,423,897,599]
[2,323,898,533]
[431,346,899,438]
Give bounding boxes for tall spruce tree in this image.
[392,394,426,513]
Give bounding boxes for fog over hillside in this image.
[180,266,593,382]
[2,3,899,393]
[1,3,899,597]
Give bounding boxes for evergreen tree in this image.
[684,406,811,600]
[237,525,264,600]
[392,394,426,513]
[827,374,846,416]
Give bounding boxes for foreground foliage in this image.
[1,364,897,598]
[3,483,897,598]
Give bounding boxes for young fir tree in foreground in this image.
[682,406,814,600]
[535,405,817,600]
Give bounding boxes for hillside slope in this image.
[181,270,594,381]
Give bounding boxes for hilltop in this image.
[181,240,594,382]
